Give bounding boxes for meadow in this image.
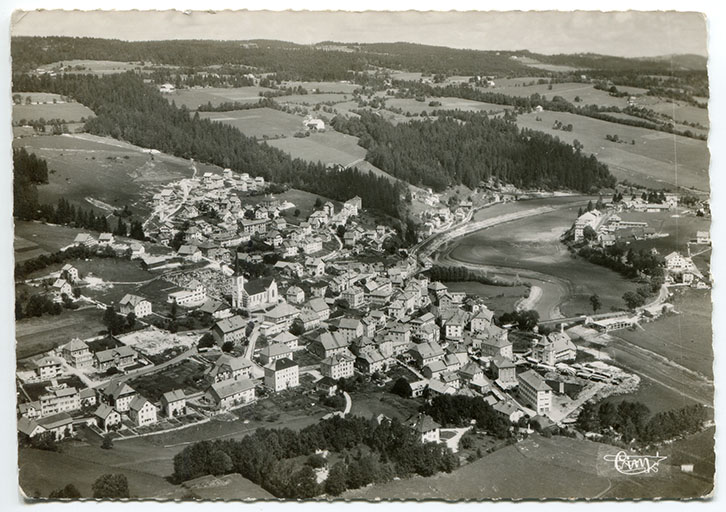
[638,96,709,127]
[13,102,95,123]
[15,220,95,260]
[15,307,106,360]
[266,130,366,167]
[282,81,359,93]
[385,97,512,115]
[168,86,277,109]
[37,59,143,75]
[491,81,647,108]
[516,110,710,191]
[199,107,305,139]
[443,281,530,315]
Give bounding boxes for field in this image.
[37,59,143,75]
[385,97,512,115]
[348,392,421,422]
[127,359,208,402]
[15,307,106,360]
[491,81,648,109]
[266,130,367,167]
[516,110,710,191]
[282,81,359,93]
[168,86,277,110]
[445,197,639,318]
[343,434,710,499]
[443,282,530,315]
[638,96,709,127]
[13,133,222,216]
[199,107,305,138]
[15,220,96,261]
[13,103,95,124]
[277,93,352,106]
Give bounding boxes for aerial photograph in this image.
[9,8,714,501]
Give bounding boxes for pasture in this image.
[266,130,366,166]
[282,81,359,93]
[491,81,647,109]
[516,110,710,191]
[276,93,351,106]
[444,282,530,315]
[167,86,277,109]
[15,220,94,260]
[15,308,106,360]
[638,96,709,127]
[199,107,305,139]
[37,59,143,75]
[385,97,512,115]
[13,102,95,124]
[13,133,221,216]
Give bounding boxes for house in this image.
[60,338,93,369]
[94,404,122,431]
[696,231,711,244]
[342,286,365,309]
[128,396,157,427]
[211,315,247,345]
[231,275,278,311]
[119,294,152,318]
[99,381,137,412]
[61,263,79,282]
[470,308,494,333]
[305,257,326,277]
[493,400,524,423]
[38,384,81,417]
[98,233,115,246]
[286,286,305,305]
[387,323,411,345]
[294,311,322,332]
[206,379,256,410]
[406,413,441,444]
[492,355,517,389]
[428,281,448,298]
[311,331,349,359]
[259,343,294,365]
[309,281,328,298]
[301,237,323,254]
[343,231,357,247]
[198,298,233,320]
[303,298,330,322]
[73,233,96,247]
[315,376,338,397]
[272,331,299,350]
[422,360,448,379]
[167,280,207,306]
[532,332,577,365]
[356,347,389,374]
[458,361,490,389]
[264,358,300,392]
[161,389,187,417]
[443,311,467,340]
[263,303,300,331]
[518,370,552,415]
[130,243,146,259]
[94,346,138,371]
[337,317,364,343]
[664,252,693,272]
[51,279,73,300]
[32,356,63,380]
[206,354,253,383]
[320,352,355,380]
[19,412,74,440]
[410,342,445,368]
[477,328,513,360]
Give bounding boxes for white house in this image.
[119,294,152,318]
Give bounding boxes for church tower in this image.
[231,274,246,309]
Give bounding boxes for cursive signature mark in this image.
[603,451,667,475]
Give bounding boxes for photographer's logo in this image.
[603,451,667,476]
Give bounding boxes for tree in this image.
[49,483,82,499]
[391,377,412,398]
[623,291,645,310]
[293,209,300,217]
[589,294,601,314]
[314,197,323,208]
[126,312,136,328]
[222,341,234,352]
[582,225,598,242]
[324,462,348,496]
[198,332,215,349]
[92,473,129,499]
[101,434,114,450]
[516,309,540,331]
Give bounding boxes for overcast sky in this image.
[11,9,707,58]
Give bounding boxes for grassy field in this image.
[343,434,708,500]
[199,107,305,138]
[37,59,143,75]
[13,102,95,123]
[13,133,222,216]
[385,97,512,115]
[266,130,367,167]
[446,197,639,318]
[277,93,351,106]
[15,307,106,360]
[491,81,647,109]
[348,392,421,422]
[443,282,529,315]
[127,359,208,402]
[168,86,277,109]
[282,81,359,93]
[15,221,96,260]
[516,110,710,191]
[638,96,709,127]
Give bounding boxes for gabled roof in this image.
[492,355,516,369]
[265,357,298,372]
[209,378,255,399]
[260,343,293,358]
[338,317,361,330]
[406,413,440,433]
[120,294,148,307]
[95,346,137,364]
[62,338,89,352]
[162,389,186,403]
[317,332,348,351]
[198,298,231,315]
[129,395,153,412]
[411,342,444,359]
[321,352,354,366]
[101,380,136,400]
[265,303,299,319]
[214,315,247,334]
[273,331,298,344]
[94,403,119,420]
[518,370,551,392]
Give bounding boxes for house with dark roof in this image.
[99,381,137,412]
[406,413,441,444]
[259,343,294,366]
[19,412,74,440]
[94,404,122,431]
[60,338,93,368]
[320,352,355,380]
[205,354,253,383]
[310,331,349,359]
[211,315,247,345]
[120,294,152,318]
[264,358,299,392]
[94,345,138,371]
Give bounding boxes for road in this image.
[244,325,260,360]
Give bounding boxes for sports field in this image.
[516,111,710,191]
[199,107,305,138]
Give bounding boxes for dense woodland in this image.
[12,72,405,221]
[172,415,458,498]
[332,111,615,192]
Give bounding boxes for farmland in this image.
[266,130,365,167]
[343,434,709,499]
[384,97,512,115]
[12,93,95,123]
[490,81,648,109]
[515,110,710,191]
[36,59,144,75]
[282,81,359,93]
[15,220,97,261]
[638,96,709,127]
[13,133,222,217]
[168,86,277,109]
[15,307,106,360]
[199,107,305,139]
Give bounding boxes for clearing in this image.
[199,107,305,139]
[15,307,106,360]
[167,86,277,110]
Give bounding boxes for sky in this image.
[10,9,708,58]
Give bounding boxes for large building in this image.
[517,370,552,416]
[119,294,152,318]
[532,332,577,365]
[320,353,355,380]
[264,358,299,392]
[232,275,278,310]
[206,379,256,410]
[60,338,93,369]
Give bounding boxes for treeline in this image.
[172,415,457,498]
[13,147,48,219]
[421,395,512,438]
[577,244,664,281]
[577,400,708,444]
[426,265,516,287]
[332,111,615,192]
[13,72,404,220]
[196,97,280,112]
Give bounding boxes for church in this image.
[231,274,278,311]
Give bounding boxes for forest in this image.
[171,415,458,498]
[331,110,616,192]
[12,72,405,221]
